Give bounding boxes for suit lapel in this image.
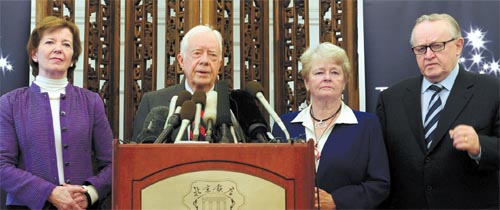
[428,68,473,152]
[402,77,428,153]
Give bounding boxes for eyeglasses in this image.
[411,38,456,55]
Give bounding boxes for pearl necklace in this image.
[310,104,341,128]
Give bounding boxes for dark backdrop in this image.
[0,0,31,208]
[364,0,500,113]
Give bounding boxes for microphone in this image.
[154,113,180,143]
[229,109,247,143]
[246,81,290,142]
[230,90,272,143]
[192,90,206,141]
[174,100,196,143]
[173,90,193,114]
[166,95,178,121]
[155,91,192,143]
[216,80,232,143]
[203,90,218,143]
[136,106,169,143]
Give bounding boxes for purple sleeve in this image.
[0,92,57,209]
[84,93,113,198]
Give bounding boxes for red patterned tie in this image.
[190,110,206,140]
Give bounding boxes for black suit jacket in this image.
[132,81,246,143]
[132,83,185,140]
[376,66,499,209]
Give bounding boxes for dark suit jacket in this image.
[133,83,185,139]
[273,110,390,209]
[376,66,499,209]
[132,81,245,143]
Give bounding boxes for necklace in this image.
[313,117,336,161]
[310,104,341,129]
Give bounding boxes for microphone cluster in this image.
[135,80,291,143]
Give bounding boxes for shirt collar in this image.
[291,101,358,128]
[184,80,215,94]
[421,63,459,93]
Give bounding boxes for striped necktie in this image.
[423,84,444,149]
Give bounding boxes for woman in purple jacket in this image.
[272,43,390,209]
[0,16,112,210]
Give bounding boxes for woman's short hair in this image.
[26,16,81,77]
[299,42,351,81]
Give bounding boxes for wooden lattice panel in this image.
[124,0,158,139]
[164,0,183,87]
[319,0,358,109]
[240,0,269,93]
[273,0,309,115]
[83,0,121,137]
[320,0,343,46]
[215,0,234,89]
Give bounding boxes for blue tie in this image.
[424,84,443,148]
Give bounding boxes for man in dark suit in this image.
[377,13,499,209]
[133,25,223,140]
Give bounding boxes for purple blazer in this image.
[0,82,113,209]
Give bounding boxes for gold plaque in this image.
[142,170,285,209]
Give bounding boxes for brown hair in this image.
[26,16,81,77]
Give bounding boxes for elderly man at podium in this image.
[133,25,225,143]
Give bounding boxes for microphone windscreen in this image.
[192,90,206,108]
[230,90,269,141]
[136,106,169,143]
[216,80,232,125]
[180,100,196,121]
[245,80,264,97]
[176,90,192,107]
[203,90,218,124]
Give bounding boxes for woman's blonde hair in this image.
[299,42,351,82]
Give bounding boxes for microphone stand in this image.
[219,123,231,143]
[205,121,214,143]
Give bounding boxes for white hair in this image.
[180,25,223,60]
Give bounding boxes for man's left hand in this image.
[449,124,480,156]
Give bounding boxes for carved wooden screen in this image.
[35,0,121,138]
[84,0,121,138]
[273,0,309,115]
[273,0,358,115]
[123,0,158,140]
[163,0,184,88]
[240,0,269,98]
[35,0,358,140]
[214,0,234,89]
[319,0,358,109]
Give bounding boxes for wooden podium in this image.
[112,140,315,209]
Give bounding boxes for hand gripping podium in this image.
[112,140,315,209]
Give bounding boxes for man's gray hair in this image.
[410,13,462,46]
[180,25,223,60]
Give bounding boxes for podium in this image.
[112,140,315,209]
